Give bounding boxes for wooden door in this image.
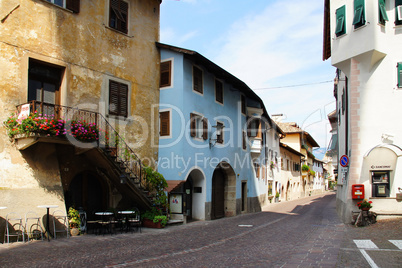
[212,168,225,219]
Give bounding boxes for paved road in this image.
[0,192,401,267]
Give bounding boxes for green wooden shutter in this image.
[398,63,402,88]
[66,0,80,13]
[335,6,346,36]
[396,0,402,25]
[378,0,388,24]
[353,0,365,26]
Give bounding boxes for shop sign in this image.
[371,165,391,170]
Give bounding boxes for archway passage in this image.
[212,167,225,219]
[211,162,236,220]
[66,172,105,218]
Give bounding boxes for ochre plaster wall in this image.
[0,0,160,223]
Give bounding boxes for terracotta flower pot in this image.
[361,207,370,211]
[143,218,164,228]
[70,227,80,236]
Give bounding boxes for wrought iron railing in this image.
[16,101,146,188]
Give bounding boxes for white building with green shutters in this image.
[323,0,402,223]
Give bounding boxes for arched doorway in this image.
[212,167,225,219]
[185,168,206,221]
[66,172,105,217]
[211,162,236,219]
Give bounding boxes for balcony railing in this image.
[15,101,145,188]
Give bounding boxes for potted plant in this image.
[68,207,81,236]
[275,191,280,203]
[270,161,276,170]
[142,208,167,228]
[357,199,373,211]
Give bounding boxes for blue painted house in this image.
[156,43,283,221]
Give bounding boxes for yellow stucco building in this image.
[0,0,161,239]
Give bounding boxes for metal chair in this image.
[52,210,69,239]
[86,211,99,235]
[4,212,26,243]
[97,212,114,235]
[25,211,44,241]
[128,208,141,233]
[78,208,87,234]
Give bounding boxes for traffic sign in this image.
[340,155,349,167]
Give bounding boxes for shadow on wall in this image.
[20,143,64,200]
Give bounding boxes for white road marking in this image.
[389,240,402,250]
[354,240,379,249]
[359,249,379,268]
[354,240,380,268]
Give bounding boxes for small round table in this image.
[37,205,59,241]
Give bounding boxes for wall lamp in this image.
[209,124,225,148]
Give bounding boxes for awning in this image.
[166,180,185,193]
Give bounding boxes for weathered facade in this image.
[0,0,161,237]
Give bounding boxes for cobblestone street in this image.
[1,192,401,267]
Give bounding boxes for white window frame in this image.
[160,58,174,89]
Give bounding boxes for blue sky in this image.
[160,0,336,155]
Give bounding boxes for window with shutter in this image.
[160,61,172,88]
[109,80,128,117]
[254,163,260,179]
[335,6,346,36]
[202,117,208,140]
[398,63,402,88]
[190,113,196,137]
[216,122,223,144]
[190,113,207,140]
[242,131,247,150]
[241,95,246,114]
[378,0,388,25]
[193,66,203,94]
[215,79,223,104]
[159,111,170,137]
[247,118,260,137]
[45,0,80,13]
[352,0,365,28]
[110,0,129,34]
[396,0,402,25]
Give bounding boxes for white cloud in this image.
[215,0,326,89]
[212,0,335,148]
[160,27,199,46]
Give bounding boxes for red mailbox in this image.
[352,184,365,200]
